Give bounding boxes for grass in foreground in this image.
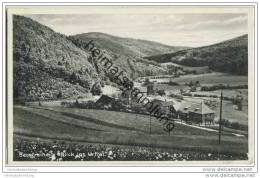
[14,136,247,161]
[13,106,248,156]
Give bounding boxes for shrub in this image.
[91,82,102,96]
[168,81,179,86]
[183,93,192,97]
[57,90,62,99]
[230,122,241,130]
[157,90,166,96]
[216,119,246,131]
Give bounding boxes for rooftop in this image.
[178,102,215,115]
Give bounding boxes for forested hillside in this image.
[13,16,172,101]
[145,35,248,75]
[13,15,98,102]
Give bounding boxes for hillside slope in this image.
[13,15,179,102]
[70,32,188,57]
[13,15,98,102]
[145,35,248,75]
[68,32,184,79]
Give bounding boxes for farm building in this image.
[178,102,215,125]
[95,95,116,109]
[95,95,126,111]
[150,99,180,117]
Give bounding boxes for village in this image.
[55,75,246,134]
[98,82,215,126]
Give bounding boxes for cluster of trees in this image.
[232,95,244,111]
[161,79,180,86]
[61,99,126,111]
[184,70,198,75]
[217,118,247,131]
[176,57,208,67]
[182,93,192,97]
[53,62,93,90]
[185,81,200,87]
[166,65,183,75]
[169,94,184,100]
[61,98,162,118]
[193,93,219,98]
[135,58,161,67]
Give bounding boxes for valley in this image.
[12,15,249,161]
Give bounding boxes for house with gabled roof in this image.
[95,95,116,109]
[178,102,215,125]
[150,99,181,118]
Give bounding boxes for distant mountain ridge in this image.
[13,15,248,102]
[70,32,189,57]
[68,32,187,79]
[145,34,248,75]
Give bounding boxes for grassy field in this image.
[191,89,248,99]
[13,105,248,155]
[172,73,248,85]
[147,73,247,86]
[161,62,210,74]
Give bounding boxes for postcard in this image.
[4,5,256,167]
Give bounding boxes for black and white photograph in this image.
[3,4,257,171]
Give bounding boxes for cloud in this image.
[175,15,247,31]
[223,15,247,24]
[24,13,248,47]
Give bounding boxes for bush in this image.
[169,94,184,100]
[217,118,246,131]
[168,81,179,86]
[91,82,102,96]
[183,93,192,97]
[57,91,62,99]
[157,90,166,96]
[230,122,240,130]
[61,100,99,109]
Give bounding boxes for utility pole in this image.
[218,91,223,144]
[129,93,132,109]
[149,112,152,135]
[168,118,171,136]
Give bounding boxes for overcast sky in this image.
[25,14,248,47]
